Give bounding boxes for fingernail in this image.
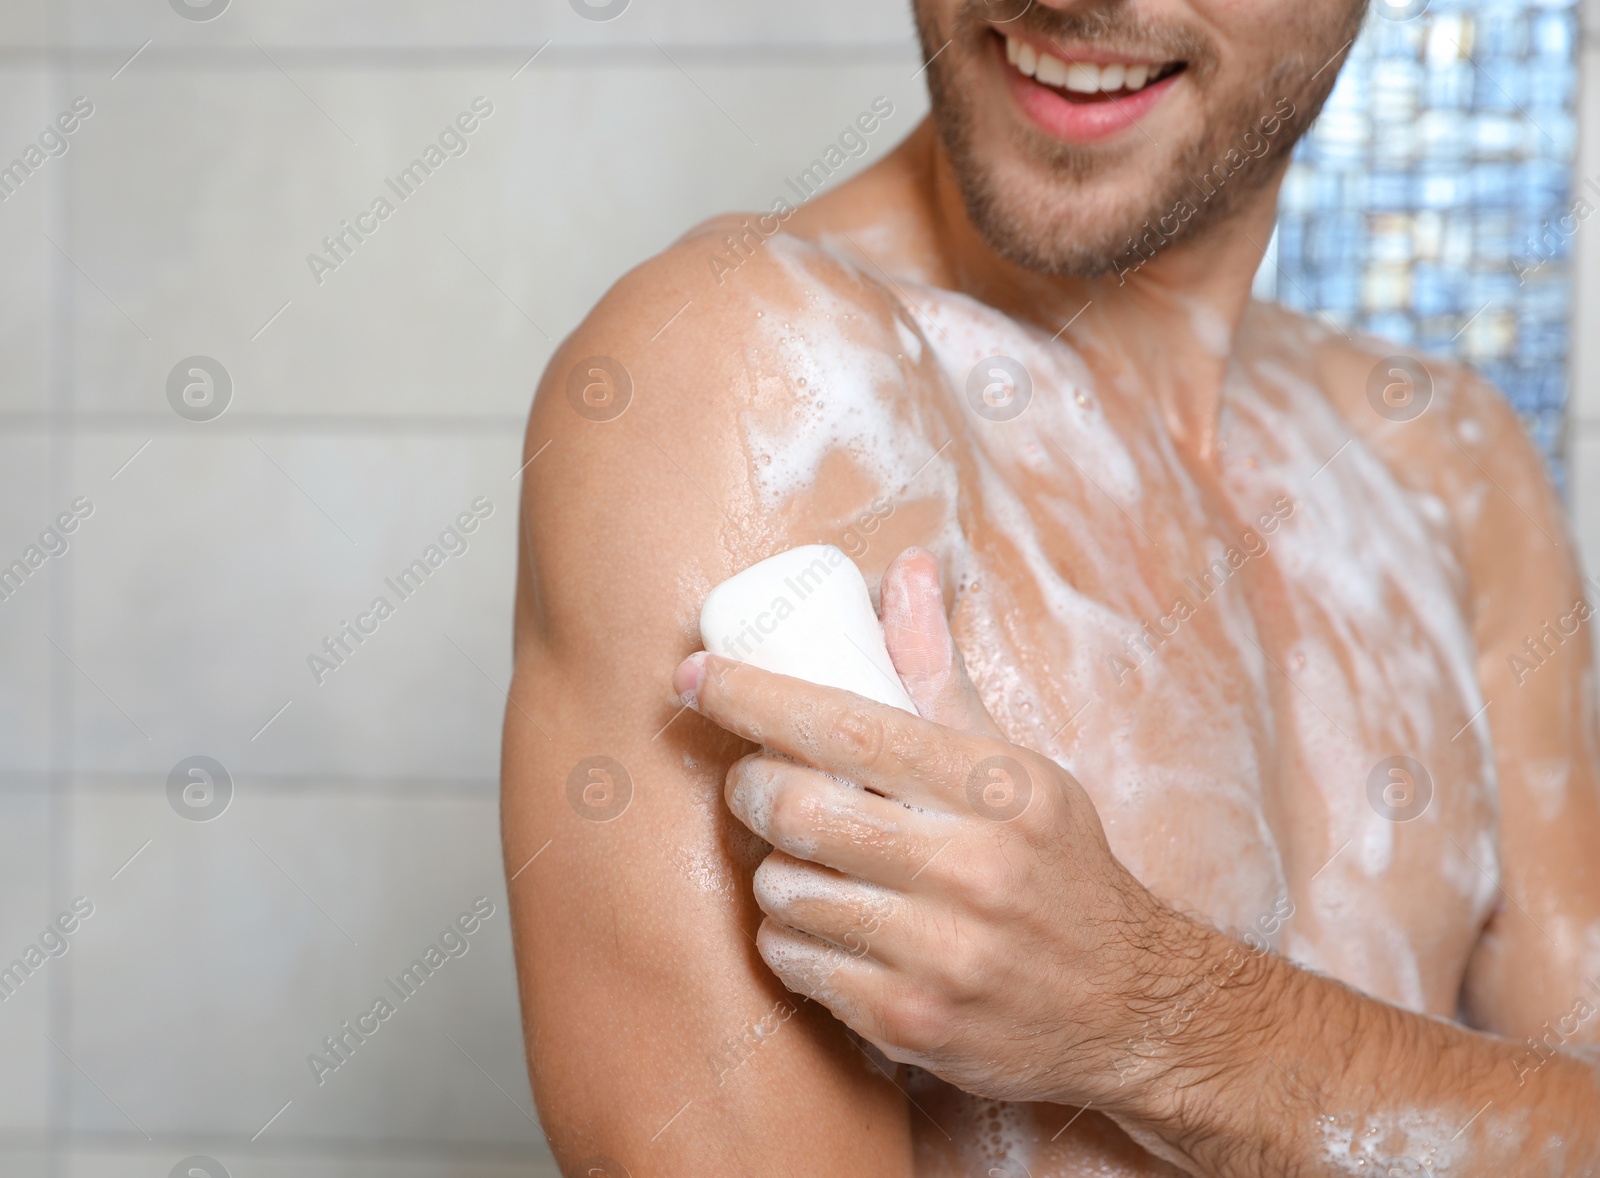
[673,651,708,708]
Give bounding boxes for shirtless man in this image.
[502,0,1600,1172]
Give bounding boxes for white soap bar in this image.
[699,545,917,714]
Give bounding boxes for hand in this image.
[673,548,1211,1113]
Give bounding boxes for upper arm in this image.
[500,235,916,1175]
[1313,328,1600,1039]
[1427,376,1600,1039]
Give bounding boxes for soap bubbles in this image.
[1366,756,1433,822]
[965,755,1032,822]
[1366,356,1433,422]
[567,755,633,822]
[1380,1157,1428,1176]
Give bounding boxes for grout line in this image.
[46,32,76,1172]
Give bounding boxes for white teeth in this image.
[1064,62,1099,93]
[1003,35,1162,94]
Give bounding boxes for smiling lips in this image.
[998,31,1185,143]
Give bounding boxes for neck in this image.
[911,120,1286,461]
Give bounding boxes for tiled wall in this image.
[1263,0,1579,483]
[2,2,1594,1176]
[0,2,928,1175]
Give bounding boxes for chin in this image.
[914,2,1357,279]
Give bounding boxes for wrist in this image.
[1104,905,1297,1152]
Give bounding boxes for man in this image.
[503,0,1600,1172]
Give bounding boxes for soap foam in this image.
[716,232,1508,1163]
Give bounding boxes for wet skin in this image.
[502,7,1600,1175]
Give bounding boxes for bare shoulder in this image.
[517,221,935,653]
[503,220,920,1171]
[1245,301,1567,581]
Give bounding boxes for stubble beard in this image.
[913,0,1364,279]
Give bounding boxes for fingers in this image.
[755,916,887,1012]
[752,853,898,960]
[879,548,1004,738]
[726,753,960,887]
[756,917,952,1059]
[678,651,990,810]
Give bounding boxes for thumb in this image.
[879,547,1004,737]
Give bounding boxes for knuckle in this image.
[877,985,947,1054]
[766,779,812,845]
[828,703,888,768]
[936,933,989,1003]
[1013,779,1055,834]
[962,854,1018,919]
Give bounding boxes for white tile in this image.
[54,0,917,50]
[62,59,926,420]
[65,783,541,1152]
[0,1148,49,1178]
[0,790,54,1137]
[62,1144,559,1178]
[0,5,50,47]
[0,433,67,774]
[64,429,518,779]
[0,68,56,416]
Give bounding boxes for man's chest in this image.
[925,364,1500,1015]
[740,276,1505,1011]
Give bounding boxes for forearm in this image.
[1118,920,1600,1176]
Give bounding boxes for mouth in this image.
[996,30,1186,142]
